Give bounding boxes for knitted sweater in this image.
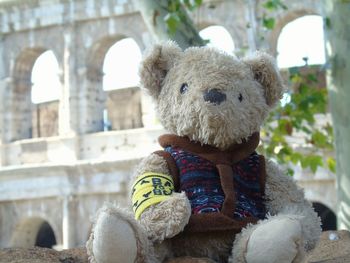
[156,133,266,233]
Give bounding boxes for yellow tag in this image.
[131,172,174,220]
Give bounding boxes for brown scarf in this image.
[158,132,260,219]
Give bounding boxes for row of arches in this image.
[30,26,236,105]
[10,15,326,142]
[32,15,325,103]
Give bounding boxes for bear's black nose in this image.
[203,89,226,105]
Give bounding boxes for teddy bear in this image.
[86,41,321,263]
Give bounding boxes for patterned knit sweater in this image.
[165,147,266,220]
[157,133,266,233]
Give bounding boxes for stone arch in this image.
[10,47,61,141]
[85,35,143,132]
[102,37,142,91]
[10,216,58,248]
[199,24,235,54]
[31,50,60,138]
[35,221,57,248]
[312,202,337,231]
[193,1,248,51]
[86,35,137,82]
[269,8,320,57]
[197,21,216,31]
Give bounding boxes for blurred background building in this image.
[0,0,336,250]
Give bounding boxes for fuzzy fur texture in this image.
[229,160,321,263]
[264,160,322,251]
[243,52,286,107]
[140,192,191,243]
[245,216,304,263]
[139,42,285,149]
[86,203,157,263]
[133,153,192,243]
[133,153,170,177]
[87,42,321,263]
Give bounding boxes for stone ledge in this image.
[166,258,215,263]
[1,230,349,263]
[0,247,212,263]
[0,247,88,263]
[305,230,350,263]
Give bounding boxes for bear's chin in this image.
[184,128,247,150]
[172,112,250,149]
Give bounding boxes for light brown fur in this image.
[230,159,321,262]
[87,42,321,263]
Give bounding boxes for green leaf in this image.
[300,157,309,169]
[263,1,277,10]
[263,17,275,29]
[286,168,294,176]
[327,157,336,173]
[263,0,287,11]
[311,130,331,148]
[324,17,331,29]
[181,0,202,10]
[291,152,302,164]
[308,155,323,173]
[194,0,203,7]
[307,74,318,83]
[300,155,323,173]
[168,0,181,12]
[290,73,302,83]
[164,13,180,35]
[182,0,190,8]
[277,119,293,135]
[324,123,334,140]
[182,0,195,10]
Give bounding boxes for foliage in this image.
[261,0,287,30]
[164,0,336,176]
[164,0,203,35]
[258,68,336,175]
[258,0,336,175]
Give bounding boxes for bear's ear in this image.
[139,41,182,99]
[243,51,286,107]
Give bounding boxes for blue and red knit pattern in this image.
[165,146,224,214]
[233,153,266,219]
[165,147,265,220]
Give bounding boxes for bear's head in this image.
[139,42,285,150]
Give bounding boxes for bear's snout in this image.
[203,89,227,105]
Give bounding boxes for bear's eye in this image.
[180,83,189,94]
[238,93,243,102]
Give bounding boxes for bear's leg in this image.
[86,203,158,263]
[230,215,305,263]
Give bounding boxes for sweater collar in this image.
[158,132,260,165]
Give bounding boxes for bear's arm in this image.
[132,153,191,243]
[264,159,322,250]
[133,153,171,177]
